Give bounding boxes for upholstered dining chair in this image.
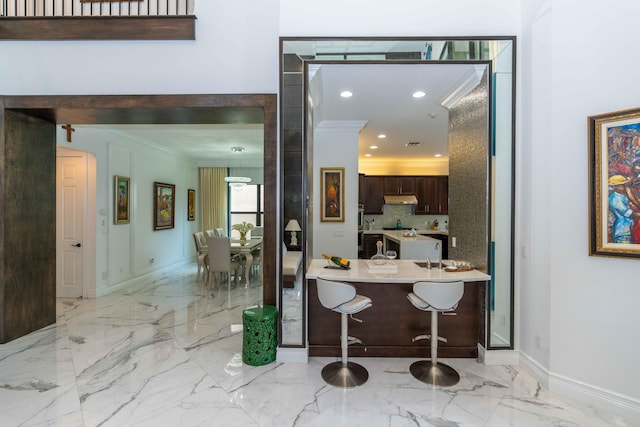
[192,232,208,282]
[206,236,241,297]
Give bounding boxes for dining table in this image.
[230,238,262,285]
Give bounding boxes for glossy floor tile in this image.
[0,263,635,426]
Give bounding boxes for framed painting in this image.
[187,189,196,221]
[114,176,130,224]
[589,107,640,258]
[154,182,175,230]
[320,167,345,222]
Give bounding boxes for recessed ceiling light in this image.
[230,146,245,153]
[435,153,442,158]
[364,153,372,157]
[369,145,378,149]
[340,91,353,98]
[378,134,386,139]
[412,91,426,98]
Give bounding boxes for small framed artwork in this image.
[187,189,196,221]
[114,176,130,225]
[589,107,640,258]
[320,167,345,222]
[153,182,176,230]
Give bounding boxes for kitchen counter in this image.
[307,259,489,282]
[363,229,448,235]
[306,259,490,358]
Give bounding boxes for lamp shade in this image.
[285,219,301,232]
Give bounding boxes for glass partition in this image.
[280,37,515,350]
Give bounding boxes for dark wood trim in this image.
[0,16,196,40]
[0,93,277,341]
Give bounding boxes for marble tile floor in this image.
[0,263,636,427]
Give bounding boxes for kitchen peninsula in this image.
[361,229,448,259]
[306,259,490,358]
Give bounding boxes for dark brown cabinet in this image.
[437,176,449,213]
[362,176,384,214]
[383,176,415,195]
[360,174,448,215]
[308,279,481,358]
[415,175,448,214]
[362,233,383,258]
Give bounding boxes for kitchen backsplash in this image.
[364,204,449,231]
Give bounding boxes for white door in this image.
[56,152,86,298]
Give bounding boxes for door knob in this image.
[72,243,82,248]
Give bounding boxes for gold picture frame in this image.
[589,107,640,258]
[114,175,130,224]
[320,167,345,222]
[187,189,195,221]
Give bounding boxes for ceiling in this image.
[83,123,265,168]
[71,62,485,168]
[310,62,487,165]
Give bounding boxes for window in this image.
[229,184,263,238]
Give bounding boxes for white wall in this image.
[313,122,363,260]
[57,127,199,296]
[520,0,640,406]
[8,0,639,412]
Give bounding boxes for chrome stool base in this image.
[321,361,369,388]
[410,360,460,387]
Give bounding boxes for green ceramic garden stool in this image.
[242,305,278,366]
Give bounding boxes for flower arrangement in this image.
[231,221,255,240]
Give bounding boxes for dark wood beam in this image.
[0,16,196,41]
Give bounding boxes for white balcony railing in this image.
[1,0,194,17]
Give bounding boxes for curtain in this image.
[199,168,228,233]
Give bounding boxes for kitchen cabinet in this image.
[360,175,447,215]
[383,176,415,195]
[362,176,384,214]
[437,176,449,213]
[362,233,383,259]
[415,176,448,214]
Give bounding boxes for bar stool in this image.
[316,277,372,388]
[407,281,464,387]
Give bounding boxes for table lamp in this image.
[285,219,301,246]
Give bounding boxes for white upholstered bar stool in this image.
[407,281,464,387]
[316,278,372,388]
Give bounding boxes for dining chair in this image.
[250,243,262,282]
[206,236,241,297]
[192,232,208,282]
[214,228,225,237]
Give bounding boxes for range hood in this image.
[383,194,418,205]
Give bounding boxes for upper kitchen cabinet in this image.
[362,175,384,214]
[437,176,449,214]
[358,173,365,205]
[383,176,415,195]
[415,176,448,214]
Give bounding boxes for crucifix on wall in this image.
[61,124,75,142]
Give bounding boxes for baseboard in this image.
[519,351,640,422]
[97,259,192,297]
[477,344,520,365]
[277,346,308,363]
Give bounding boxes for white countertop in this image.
[363,229,448,236]
[306,259,490,283]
